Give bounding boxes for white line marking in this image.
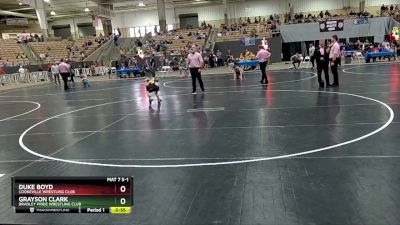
[1,101,394,122]
[2,155,400,164]
[63,99,106,102]
[187,107,225,112]
[0,101,41,122]
[4,113,136,180]
[342,62,400,75]
[0,121,394,137]
[18,89,394,168]
[0,174,5,177]
[163,71,317,89]
[0,83,136,98]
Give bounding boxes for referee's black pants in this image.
[259,61,268,84]
[60,73,70,90]
[189,68,204,93]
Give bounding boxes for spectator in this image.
[239,52,245,60]
[309,43,315,70]
[226,54,235,70]
[216,50,223,67]
[120,48,126,58]
[51,62,61,85]
[18,65,26,74]
[113,33,119,46]
[245,49,254,60]
[381,4,386,12]
[209,52,215,68]
[382,39,390,49]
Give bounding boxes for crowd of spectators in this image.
[381,4,400,22]
[154,29,208,42]
[284,9,372,24]
[142,27,209,57]
[94,33,109,46]
[144,39,201,56]
[219,16,278,37]
[349,39,399,57]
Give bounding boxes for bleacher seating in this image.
[70,37,100,61]
[146,28,209,56]
[29,40,72,62]
[216,23,273,42]
[0,39,28,66]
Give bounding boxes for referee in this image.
[255,45,271,84]
[186,49,205,94]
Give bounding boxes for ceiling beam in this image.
[0,9,37,19]
[8,7,34,12]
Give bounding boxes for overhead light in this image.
[18,2,23,5]
[84,7,90,12]
[138,2,145,7]
[50,11,56,15]
[44,0,50,3]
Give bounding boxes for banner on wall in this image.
[92,16,99,27]
[5,18,28,25]
[353,18,369,25]
[240,37,256,46]
[319,20,344,32]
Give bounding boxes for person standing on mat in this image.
[315,40,330,88]
[309,43,315,70]
[255,45,271,84]
[187,48,205,94]
[329,35,340,87]
[59,58,71,90]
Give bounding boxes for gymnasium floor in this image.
[0,62,398,225]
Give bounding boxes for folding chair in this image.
[355,51,365,63]
[299,56,310,69]
[158,66,171,78]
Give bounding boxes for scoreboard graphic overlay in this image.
[12,177,134,214]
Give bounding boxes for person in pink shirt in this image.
[255,45,271,84]
[58,58,71,90]
[186,48,205,94]
[329,35,340,86]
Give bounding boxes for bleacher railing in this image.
[73,67,109,77]
[0,71,49,85]
[0,67,111,86]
